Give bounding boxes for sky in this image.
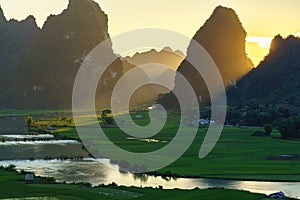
[0,0,300,66]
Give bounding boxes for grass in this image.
[50,111,300,181]
[0,168,268,200]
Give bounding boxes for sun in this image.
[246,36,274,66]
[246,36,273,49]
[294,32,300,37]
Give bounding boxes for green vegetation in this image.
[0,167,267,200]
[277,115,300,139]
[264,124,272,136]
[48,111,300,181]
[227,35,300,113]
[26,116,34,127]
[101,109,115,125]
[224,103,300,140]
[226,103,293,127]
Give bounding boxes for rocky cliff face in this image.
[189,6,253,83]
[162,6,253,107]
[227,35,300,109]
[1,0,170,109]
[4,0,124,108]
[0,7,40,103]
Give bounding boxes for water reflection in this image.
[0,117,25,134]
[0,140,80,145]
[0,141,88,160]
[0,134,54,140]
[0,159,299,199]
[1,197,58,200]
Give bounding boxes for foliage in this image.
[264,124,272,136]
[226,104,295,127]
[277,115,300,138]
[227,35,300,111]
[26,116,34,127]
[60,117,73,126]
[251,131,265,137]
[4,165,16,172]
[101,109,115,125]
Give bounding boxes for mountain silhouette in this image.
[124,47,185,101]
[0,0,134,109]
[1,0,126,109]
[1,0,178,109]
[125,47,184,77]
[227,35,300,109]
[0,7,40,104]
[162,6,253,107]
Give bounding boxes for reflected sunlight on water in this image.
[0,159,299,199]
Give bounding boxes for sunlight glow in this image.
[1,1,299,66]
[246,36,273,49]
[294,32,300,37]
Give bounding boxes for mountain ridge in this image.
[227,34,300,109]
[161,6,253,107]
[1,0,122,109]
[0,0,171,109]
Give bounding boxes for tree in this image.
[264,124,272,136]
[60,117,73,126]
[67,119,73,126]
[226,107,240,125]
[101,109,112,119]
[60,117,67,126]
[26,116,34,127]
[244,110,260,126]
[277,116,300,138]
[101,109,114,125]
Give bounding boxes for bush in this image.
[5,165,16,172]
[251,131,265,137]
[277,116,300,138]
[264,124,272,136]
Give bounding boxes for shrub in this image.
[251,131,265,137]
[264,124,272,136]
[277,116,300,138]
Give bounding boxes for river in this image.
[0,117,299,199]
[0,158,299,199]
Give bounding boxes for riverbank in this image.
[147,172,300,182]
[0,166,272,200]
[2,159,300,199]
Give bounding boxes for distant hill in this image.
[124,47,184,76]
[161,6,253,106]
[123,47,185,101]
[227,35,300,109]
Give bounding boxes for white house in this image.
[25,174,34,181]
[199,119,210,125]
[135,114,142,119]
[199,119,216,125]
